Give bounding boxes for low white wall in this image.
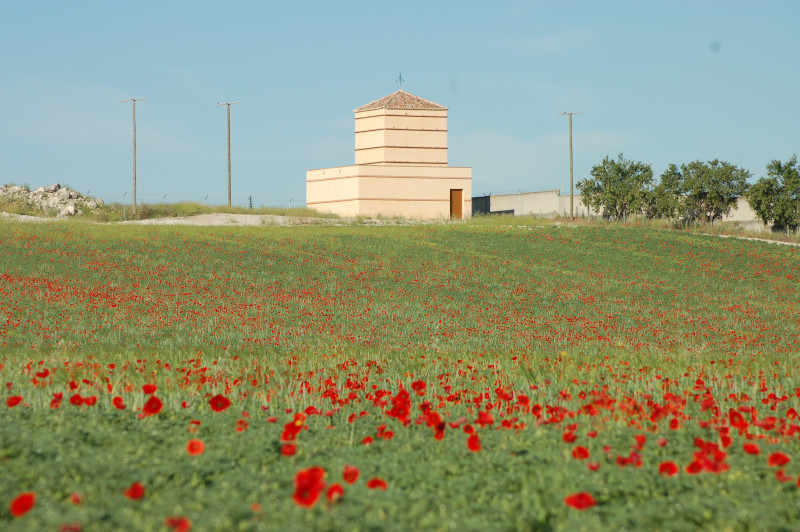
[486,190,768,226]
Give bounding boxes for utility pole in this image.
[558,111,582,220]
[217,101,240,207]
[122,98,147,213]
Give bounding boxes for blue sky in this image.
[2,1,798,207]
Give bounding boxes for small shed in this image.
[306,89,472,219]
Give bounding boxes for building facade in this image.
[307,90,472,219]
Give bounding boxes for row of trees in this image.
[577,154,800,231]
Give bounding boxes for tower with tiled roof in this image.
[354,90,448,166]
[307,88,471,220]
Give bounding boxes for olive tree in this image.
[577,154,654,221]
[747,155,800,232]
[658,160,750,225]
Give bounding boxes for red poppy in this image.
[587,462,600,471]
[292,467,326,508]
[776,469,793,483]
[467,433,482,452]
[165,516,191,532]
[768,452,791,467]
[209,394,232,412]
[326,483,345,503]
[236,419,249,432]
[475,411,494,428]
[743,443,760,455]
[50,392,63,409]
[59,522,82,532]
[6,395,22,408]
[361,436,373,445]
[83,396,97,407]
[186,439,205,456]
[281,444,297,456]
[562,431,577,443]
[123,482,145,500]
[70,492,82,504]
[572,446,590,460]
[112,396,126,410]
[366,478,388,490]
[343,464,360,484]
[142,384,157,394]
[659,461,679,477]
[411,380,427,395]
[70,394,83,406]
[9,492,36,517]
[564,492,596,510]
[140,396,163,417]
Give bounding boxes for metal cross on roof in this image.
[396,72,405,89]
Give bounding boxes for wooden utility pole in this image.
[122,98,147,213]
[217,101,240,207]
[558,111,582,220]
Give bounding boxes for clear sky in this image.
[2,1,798,208]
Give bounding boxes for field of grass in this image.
[1,218,799,531]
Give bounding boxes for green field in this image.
[2,218,799,531]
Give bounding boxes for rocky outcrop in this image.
[0,183,104,217]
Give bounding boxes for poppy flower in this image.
[6,395,22,408]
[82,396,97,407]
[292,467,326,508]
[70,492,82,504]
[112,396,126,410]
[186,439,205,456]
[366,478,388,490]
[743,443,760,455]
[326,483,345,503]
[9,492,36,517]
[123,482,145,500]
[467,433,482,452]
[142,384,157,394]
[572,446,589,460]
[209,394,231,412]
[50,393,63,409]
[281,444,297,456]
[361,436,373,445]
[475,411,494,428]
[165,516,191,532]
[768,452,791,467]
[587,462,600,471]
[140,396,163,417]
[776,469,793,483]
[343,465,360,484]
[564,492,596,510]
[70,394,83,406]
[563,431,577,443]
[658,461,679,477]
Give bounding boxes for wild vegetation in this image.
[1,219,799,530]
[578,153,799,231]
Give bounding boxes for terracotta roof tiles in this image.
[354,90,447,112]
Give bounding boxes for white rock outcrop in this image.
[0,183,103,217]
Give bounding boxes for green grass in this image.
[1,219,799,530]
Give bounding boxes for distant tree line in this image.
[577,154,800,231]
